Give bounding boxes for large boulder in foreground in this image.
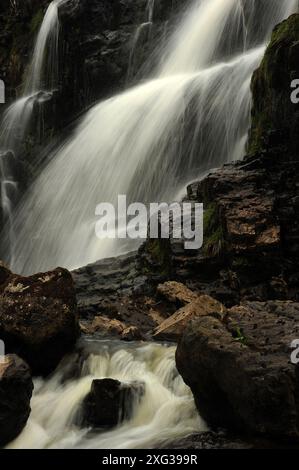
[80,378,144,428]
[0,267,80,375]
[0,355,33,447]
[176,300,299,440]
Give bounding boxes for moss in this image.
[247,14,299,154]
[30,9,44,35]
[144,238,171,277]
[203,203,218,234]
[202,203,225,257]
[204,226,225,257]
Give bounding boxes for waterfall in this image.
[127,0,156,82]
[147,0,155,23]
[7,341,206,449]
[25,0,62,94]
[5,0,299,274]
[0,0,64,265]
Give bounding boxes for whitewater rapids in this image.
[7,340,207,449]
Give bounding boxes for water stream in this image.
[7,340,206,449]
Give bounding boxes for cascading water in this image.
[127,0,156,82]
[7,340,206,449]
[4,0,299,275]
[0,0,64,265]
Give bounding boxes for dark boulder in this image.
[0,354,33,447]
[80,378,144,428]
[176,300,299,440]
[0,267,80,375]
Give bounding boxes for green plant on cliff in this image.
[233,327,247,345]
[203,203,225,257]
[144,238,171,277]
[30,9,44,35]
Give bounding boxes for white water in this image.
[8,0,298,275]
[25,0,62,94]
[7,341,206,449]
[0,0,64,265]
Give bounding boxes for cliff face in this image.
[0,0,184,108]
[249,14,299,157]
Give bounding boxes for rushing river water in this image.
[7,340,207,449]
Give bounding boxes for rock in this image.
[81,316,126,337]
[0,354,33,447]
[0,261,11,288]
[80,378,144,428]
[154,295,226,342]
[176,300,299,440]
[73,252,158,336]
[81,315,143,341]
[248,14,299,156]
[157,281,198,305]
[0,267,80,375]
[121,326,143,342]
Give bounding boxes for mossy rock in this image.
[248,14,299,156]
[202,203,226,257]
[142,238,172,278]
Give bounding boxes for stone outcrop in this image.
[79,378,144,428]
[0,266,80,375]
[0,354,33,447]
[73,252,158,337]
[154,281,226,341]
[121,326,143,341]
[176,300,299,440]
[80,316,126,337]
[80,315,143,341]
[248,14,299,156]
[157,281,199,306]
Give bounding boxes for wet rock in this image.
[121,326,143,342]
[80,378,144,428]
[154,295,226,342]
[0,267,80,375]
[157,281,198,306]
[73,252,157,336]
[176,300,299,440]
[248,14,299,156]
[80,316,125,337]
[0,354,33,447]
